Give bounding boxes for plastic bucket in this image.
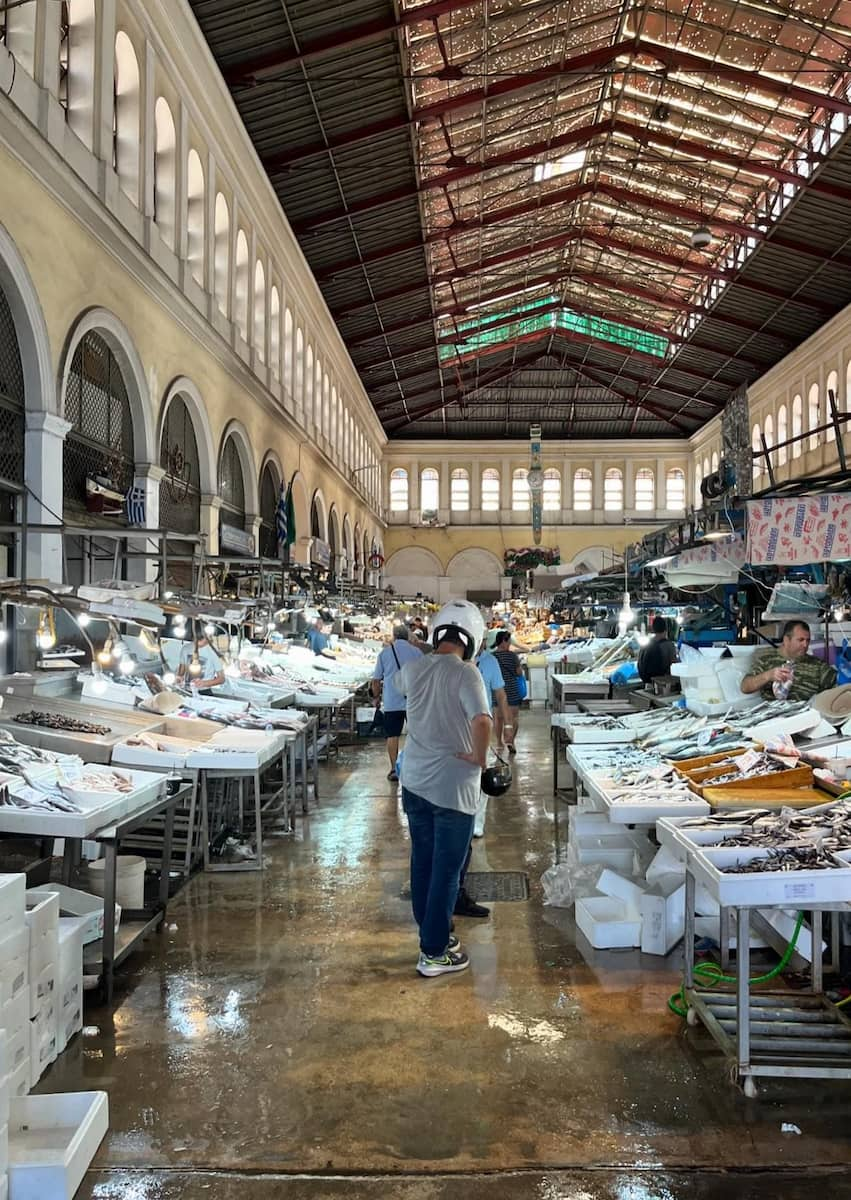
[87,855,146,909]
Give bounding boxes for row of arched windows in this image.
[389,467,687,514]
[751,368,850,485]
[6,4,381,513]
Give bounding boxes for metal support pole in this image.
[828,388,847,471]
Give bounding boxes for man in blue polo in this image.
[371,625,422,781]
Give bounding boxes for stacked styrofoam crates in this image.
[56,919,86,1055]
[0,1027,8,1200]
[24,892,58,1091]
[0,877,30,1104]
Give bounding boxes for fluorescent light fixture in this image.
[646,554,674,567]
[533,148,587,183]
[703,530,732,541]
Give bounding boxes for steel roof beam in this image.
[223,0,482,85]
[292,116,846,235]
[382,359,538,429]
[265,37,851,170]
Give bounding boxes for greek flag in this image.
[276,483,295,556]
[125,484,146,527]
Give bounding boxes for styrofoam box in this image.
[640,874,686,956]
[691,845,851,908]
[9,1092,108,1200]
[5,1029,27,1078]
[6,1059,29,1101]
[28,1024,56,1091]
[0,929,29,1006]
[596,869,645,915]
[1,996,28,1043]
[58,969,81,1017]
[57,997,82,1055]
[28,968,55,1021]
[575,839,636,874]
[31,888,119,947]
[0,877,25,936]
[28,934,57,980]
[576,896,642,949]
[24,894,58,945]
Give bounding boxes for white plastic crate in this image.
[576,896,641,948]
[31,889,119,947]
[640,874,686,956]
[8,1091,108,1200]
[574,839,636,874]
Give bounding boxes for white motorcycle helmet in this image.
[430,600,486,661]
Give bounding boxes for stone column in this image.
[126,462,164,584]
[200,493,222,557]
[23,411,71,583]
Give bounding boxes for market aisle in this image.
[58,711,851,1198]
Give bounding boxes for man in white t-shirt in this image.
[397,600,490,978]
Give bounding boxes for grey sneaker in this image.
[417,949,470,977]
[447,934,460,952]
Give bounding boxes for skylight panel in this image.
[533,148,587,182]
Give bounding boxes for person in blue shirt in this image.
[371,625,422,781]
[305,619,329,655]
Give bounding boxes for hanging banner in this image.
[747,495,851,565]
[311,538,331,569]
[664,534,747,586]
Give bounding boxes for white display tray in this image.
[185,729,286,770]
[0,767,164,838]
[8,1090,108,1200]
[563,720,633,744]
[601,790,710,825]
[687,843,851,908]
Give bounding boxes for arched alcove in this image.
[288,472,310,564]
[445,547,503,601]
[384,547,444,599]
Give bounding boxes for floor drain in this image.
[464,871,529,902]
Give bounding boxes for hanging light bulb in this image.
[36,609,56,650]
[617,592,634,633]
[118,657,134,675]
[112,640,127,661]
[188,654,202,677]
[162,671,176,687]
[204,623,215,637]
[96,639,113,666]
[77,612,90,628]
[139,628,158,654]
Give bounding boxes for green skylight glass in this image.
[439,296,668,361]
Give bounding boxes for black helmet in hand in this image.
[481,755,512,797]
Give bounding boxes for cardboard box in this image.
[640,874,686,956]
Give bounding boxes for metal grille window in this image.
[604,468,623,511]
[63,331,134,513]
[0,285,25,491]
[389,468,408,512]
[310,498,321,539]
[450,468,469,511]
[420,468,439,514]
[542,468,560,511]
[159,396,201,536]
[634,468,654,512]
[258,464,279,559]
[511,469,529,512]
[666,468,686,511]
[573,469,592,512]
[219,435,246,528]
[481,468,500,512]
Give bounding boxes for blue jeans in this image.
[402,787,474,958]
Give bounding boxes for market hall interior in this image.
[54,714,851,1200]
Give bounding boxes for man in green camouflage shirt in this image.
[741,619,835,702]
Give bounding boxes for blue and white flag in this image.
[125,484,146,527]
[276,483,295,556]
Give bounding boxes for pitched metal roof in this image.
[189,0,851,440]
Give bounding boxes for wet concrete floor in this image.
[46,711,851,1197]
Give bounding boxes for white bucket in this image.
[87,855,146,909]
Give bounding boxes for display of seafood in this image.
[12,711,111,736]
[705,754,796,785]
[0,731,77,770]
[722,847,839,873]
[1,787,82,813]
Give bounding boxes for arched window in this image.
[186,149,205,286]
[219,435,246,531]
[322,373,330,438]
[295,328,304,407]
[389,468,408,512]
[847,362,851,413]
[752,423,762,483]
[63,0,96,148]
[314,358,323,430]
[604,468,623,511]
[213,193,229,315]
[666,468,686,511]
[234,231,249,341]
[694,464,703,509]
[0,283,25,497]
[791,394,803,458]
[113,32,140,203]
[330,386,338,448]
[310,495,323,540]
[62,331,135,518]
[421,468,439,515]
[451,468,470,511]
[703,455,710,480]
[269,287,280,379]
[777,405,788,466]
[573,468,592,511]
[543,468,560,511]
[711,450,719,474]
[809,383,820,450]
[258,460,280,559]
[482,468,500,512]
[153,97,177,248]
[253,260,266,360]
[512,468,529,512]
[159,396,202,583]
[305,345,314,420]
[283,308,294,392]
[764,414,774,469]
[634,467,654,512]
[827,370,839,441]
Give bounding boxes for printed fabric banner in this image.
[747,495,851,565]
